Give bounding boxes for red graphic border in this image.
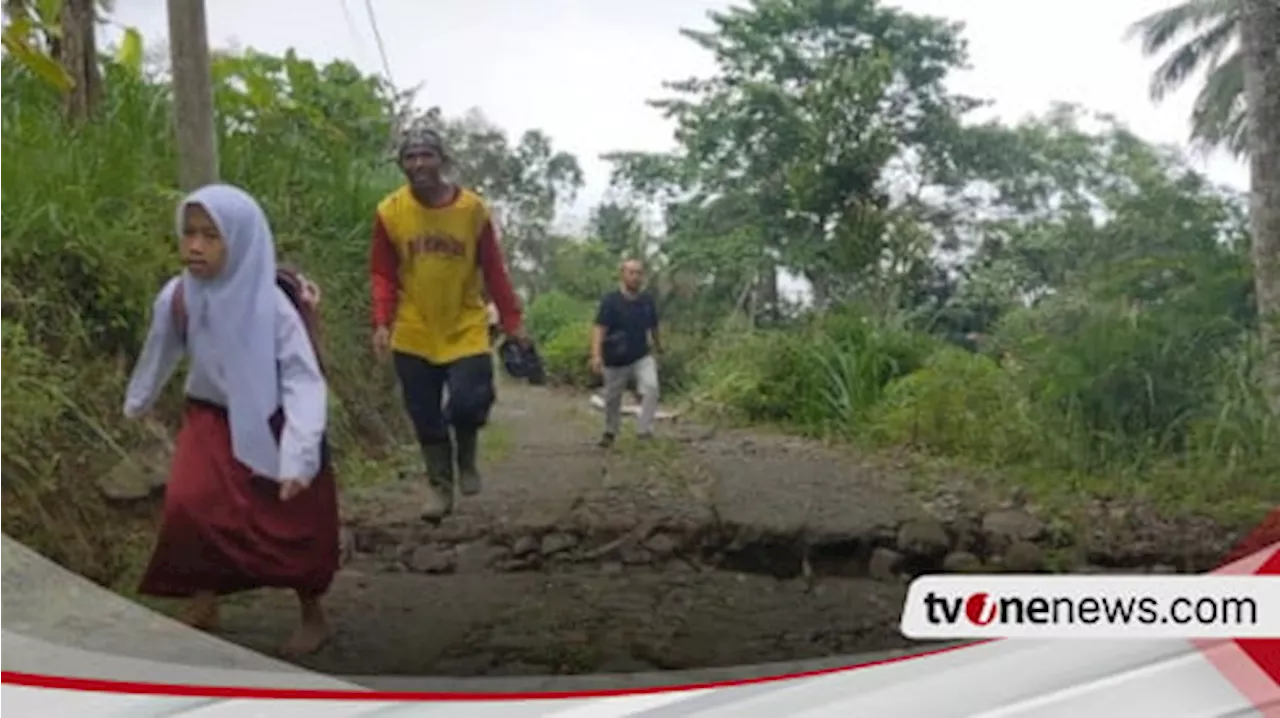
[3,510,1276,704]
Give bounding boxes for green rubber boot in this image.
[455,428,482,496]
[420,441,455,521]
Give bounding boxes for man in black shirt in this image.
[590,259,661,448]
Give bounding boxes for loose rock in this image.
[511,536,539,557]
[455,541,506,573]
[98,455,168,502]
[870,523,899,547]
[619,545,653,565]
[408,544,455,574]
[947,518,983,554]
[1000,541,1046,573]
[868,547,904,581]
[644,532,680,558]
[982,509,1046,552]
[540,532,578,557]
[896,518,950,560]
[942,550,983,573]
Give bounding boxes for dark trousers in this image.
[393,351,496,447]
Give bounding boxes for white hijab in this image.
[179,184,282,479]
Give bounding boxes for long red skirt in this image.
[138,398,340,598]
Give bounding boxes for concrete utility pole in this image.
[166,0,219,191]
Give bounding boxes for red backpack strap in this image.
[274,267,326,373]
[170,279,189,342]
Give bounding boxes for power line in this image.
[361,0,396,89]
[336,0,366,56]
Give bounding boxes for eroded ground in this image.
[174,382,1244,677]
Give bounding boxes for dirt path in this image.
[203,381,943,677]
[200,380,1241,679]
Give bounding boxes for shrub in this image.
[653,330,700,395]
[526,290,595,345]
[808,311,939,432]
[993,293,1242,470]
[689,310,937,434]
[688,326,781,419]
[540,320,593,386]
[1,321,73,474]
[866,347,1039,464]
[1181,336,1280,482]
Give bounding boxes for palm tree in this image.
[1239,0,1280,413]
[1127,0,1246,156]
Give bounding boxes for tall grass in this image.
[687,310,936,435]
[691,298,1278,522]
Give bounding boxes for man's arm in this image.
[369,214,400,328]
[475,211,523,335]
[591,296,611,367]
[591,325,606,366]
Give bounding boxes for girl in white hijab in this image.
[124,184,338,658]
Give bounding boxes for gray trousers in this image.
[602,354,660,436]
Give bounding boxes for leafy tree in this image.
[608,0,979,322]
[434,109,584,296]
[589,200,647,259]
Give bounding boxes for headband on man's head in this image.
[398,126,446,160]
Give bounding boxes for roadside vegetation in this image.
[3,0,1276,588]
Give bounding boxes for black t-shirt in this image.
[595,290,658,368]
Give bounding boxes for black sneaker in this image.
[598,433,615,449]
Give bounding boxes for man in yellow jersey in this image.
[370,127,527,521]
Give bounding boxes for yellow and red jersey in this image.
[370,185,522,365]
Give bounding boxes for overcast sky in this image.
[107,0,1247,228]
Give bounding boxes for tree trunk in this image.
[1240,0,1280,414]
[167,0,220,190]
[60,0,100,122]
[756,258,779,324]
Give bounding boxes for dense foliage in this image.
[2,0,1276,587]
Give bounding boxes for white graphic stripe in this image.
[543,690,714,717]
[3,532,1276,716]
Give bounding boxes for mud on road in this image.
[205,382,1244,678]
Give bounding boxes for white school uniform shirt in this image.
[123,276,329,485]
